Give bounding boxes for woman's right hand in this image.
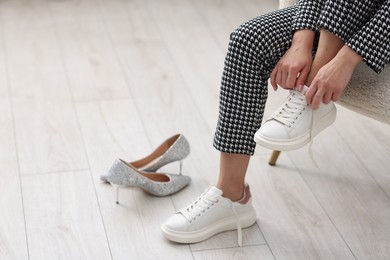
[270,29,315,91]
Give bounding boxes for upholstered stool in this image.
[269,0,390,165]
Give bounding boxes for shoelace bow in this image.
[271,90,307,127]
[180,190,243,247]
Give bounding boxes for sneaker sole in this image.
[160,210,257,244]
[254,106,337,151]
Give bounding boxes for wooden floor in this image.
[1,0,390,259]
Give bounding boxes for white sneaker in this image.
[254,87,337,151]
[161,185,257,246]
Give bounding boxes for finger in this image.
[270,68,278,91]
[286,70,298,89]
[312,86,325,110]
[296,68,310,91]
[305,80,317,104]
[323,91,333,104]
[281,70,288,89]
[275,69,282,88]
[332,89,342,102]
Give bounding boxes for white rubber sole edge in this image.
[254,106,337,151]
[160,210,257,244]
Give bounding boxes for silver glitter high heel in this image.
[100,134,190,182]
[107,159,191,203]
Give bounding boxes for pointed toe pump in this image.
[100,134,190,182]
[106,159,191,204]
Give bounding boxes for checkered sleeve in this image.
[291,0,325,32]
[346,1,390,73]
[318,0,390,73]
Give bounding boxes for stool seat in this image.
[339,63,390,125]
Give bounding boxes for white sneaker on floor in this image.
[161,185,257,246]
[254,87,337,151]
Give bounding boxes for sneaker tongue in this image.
[206,186,223,197]
[301,85,309,94]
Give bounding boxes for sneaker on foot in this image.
[161,185,257,246]
[254,87,337,151]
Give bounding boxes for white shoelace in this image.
[180,189,243,247]
[180,190,218,222]
[271,88,320,168]
[230,201,242,247]
[308,110,319,168]
[270,90,307,127]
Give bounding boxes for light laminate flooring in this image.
[1,0,389,259]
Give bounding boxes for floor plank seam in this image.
[287,153,358,260]
[91,1,193,257]
[0,8,31,260]
[45,2,115,258]
[333,126,390,202]
[191,243,271,253]
[253,222,276,259]
[74,96,137,104]
[20,168,91,178]
[187,0,230,53]
[0,12,30,259]
[143,0,221,136]
[94,0,155,151]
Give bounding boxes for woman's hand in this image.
[270,29,315,91]
[306,45,363,110]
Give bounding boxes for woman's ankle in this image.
[217,184,245,202]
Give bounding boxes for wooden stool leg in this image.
[268,151,281,166]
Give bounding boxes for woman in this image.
[161,0,390,245]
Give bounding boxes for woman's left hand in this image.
[306,46,363,110]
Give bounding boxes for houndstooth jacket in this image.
[291,0,390,73]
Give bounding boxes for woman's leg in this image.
[213,7,299,200]
[213,7,299,156]
[161,7,300,245]
[217,152,250,201]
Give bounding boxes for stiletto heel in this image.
[106,159,191,197]
[111,184,121,204]
[179,160,183,175]
[101,134,190,182]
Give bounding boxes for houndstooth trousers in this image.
[213,0,389,155]
[213,6,300,155]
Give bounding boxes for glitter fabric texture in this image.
[145,134,190,172]
[100,134,190,182]
[106,159,191,196]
